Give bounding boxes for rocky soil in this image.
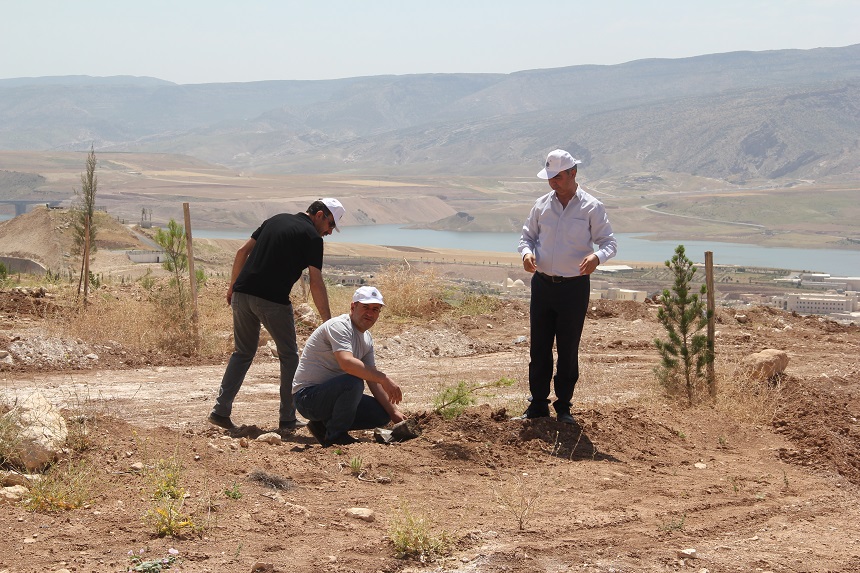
[1,274,859,573]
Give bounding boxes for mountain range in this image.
[1,44,859,185]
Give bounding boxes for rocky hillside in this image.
[2,45,859,183]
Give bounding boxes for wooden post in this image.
[183,203,200,354]
[705,251,716,399]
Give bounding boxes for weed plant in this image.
[349,456,364,476]
[126,547,180,572]
[25,459,92,512]
[447,292,501,316]
[388,503,452,562]
[224,482,242,499]
[495,471,543,531]
[138,447,198,537]
[0,404,24,469]
[144,497,196,537]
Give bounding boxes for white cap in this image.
[353,286,384,305]
[537,149,581,179]
[320,198,345,232]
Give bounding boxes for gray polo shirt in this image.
[292,313,375,394]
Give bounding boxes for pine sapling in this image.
[654,244,714,404]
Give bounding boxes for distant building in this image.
[591,286,647,302]
[774,291,859,314]
[327,274,364,287]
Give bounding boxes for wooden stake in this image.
[705,251,716,399]
[183,203,200,354]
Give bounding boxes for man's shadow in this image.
[518,418,619,462]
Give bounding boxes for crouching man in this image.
[292,286,405,447]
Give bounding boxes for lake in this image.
[191,224,860,277]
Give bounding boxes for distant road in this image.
[642,204,765,230]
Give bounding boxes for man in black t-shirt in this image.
[208,198,345,433]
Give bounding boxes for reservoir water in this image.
[192,224,860,277]
[1,212,855,276]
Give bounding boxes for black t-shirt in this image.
[232,212,324,305]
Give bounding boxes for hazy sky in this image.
[2,0,858,84]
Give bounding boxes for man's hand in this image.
[226,285,234,305]
[381,376,403,404]
[389,408,406,424]
[579,254,599,275]
[522,253,537,273]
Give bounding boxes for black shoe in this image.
[512,408,550,421]
[556,412,576,425]
[306,420,327,445]
[208,412,237,430]
[324,433,359,447]
[279,419,308,431]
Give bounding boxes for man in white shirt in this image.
[516,149,617,424]
[292,286,405,447]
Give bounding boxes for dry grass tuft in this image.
[372,264,447,319]
[46,277,233,358]
[715,361,784,424]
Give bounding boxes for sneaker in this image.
[279,419,308,431]
[512,408,550,421]
[556,412,576,425]
[208,412,237,430]
[306,420,327,445]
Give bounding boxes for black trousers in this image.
[527,272,590,414]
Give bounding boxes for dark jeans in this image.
[213,292,299,423]
[294,374,391,442]
[527,272,590,414]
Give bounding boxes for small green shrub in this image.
[224,482,242,500]
[433,377,516,420]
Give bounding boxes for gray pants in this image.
[212,292,299,423]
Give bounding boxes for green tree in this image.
[654,245,714,405]
[71,145,98,302]
[154,219,189,304]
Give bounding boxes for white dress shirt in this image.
[518,187,617,277]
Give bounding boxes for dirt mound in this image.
[774,376,860,485]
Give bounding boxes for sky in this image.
[1,0,858,85]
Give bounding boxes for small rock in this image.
[250,562,274,573]
[513,336,527,344]
[694,462,707,470]
[346,507,375,522]
[734,314,749,323]
[677,548,698,559]
[130,462,145,473]
[85,353,99,361]
[0,485,29,502]
[256,432,282,445]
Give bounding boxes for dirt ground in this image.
[1,266,859,573]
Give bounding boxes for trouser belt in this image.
[536,271,582,283]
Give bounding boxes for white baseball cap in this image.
[320,198,345,232]
[353,286,385,306]
[537,149,581,179]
